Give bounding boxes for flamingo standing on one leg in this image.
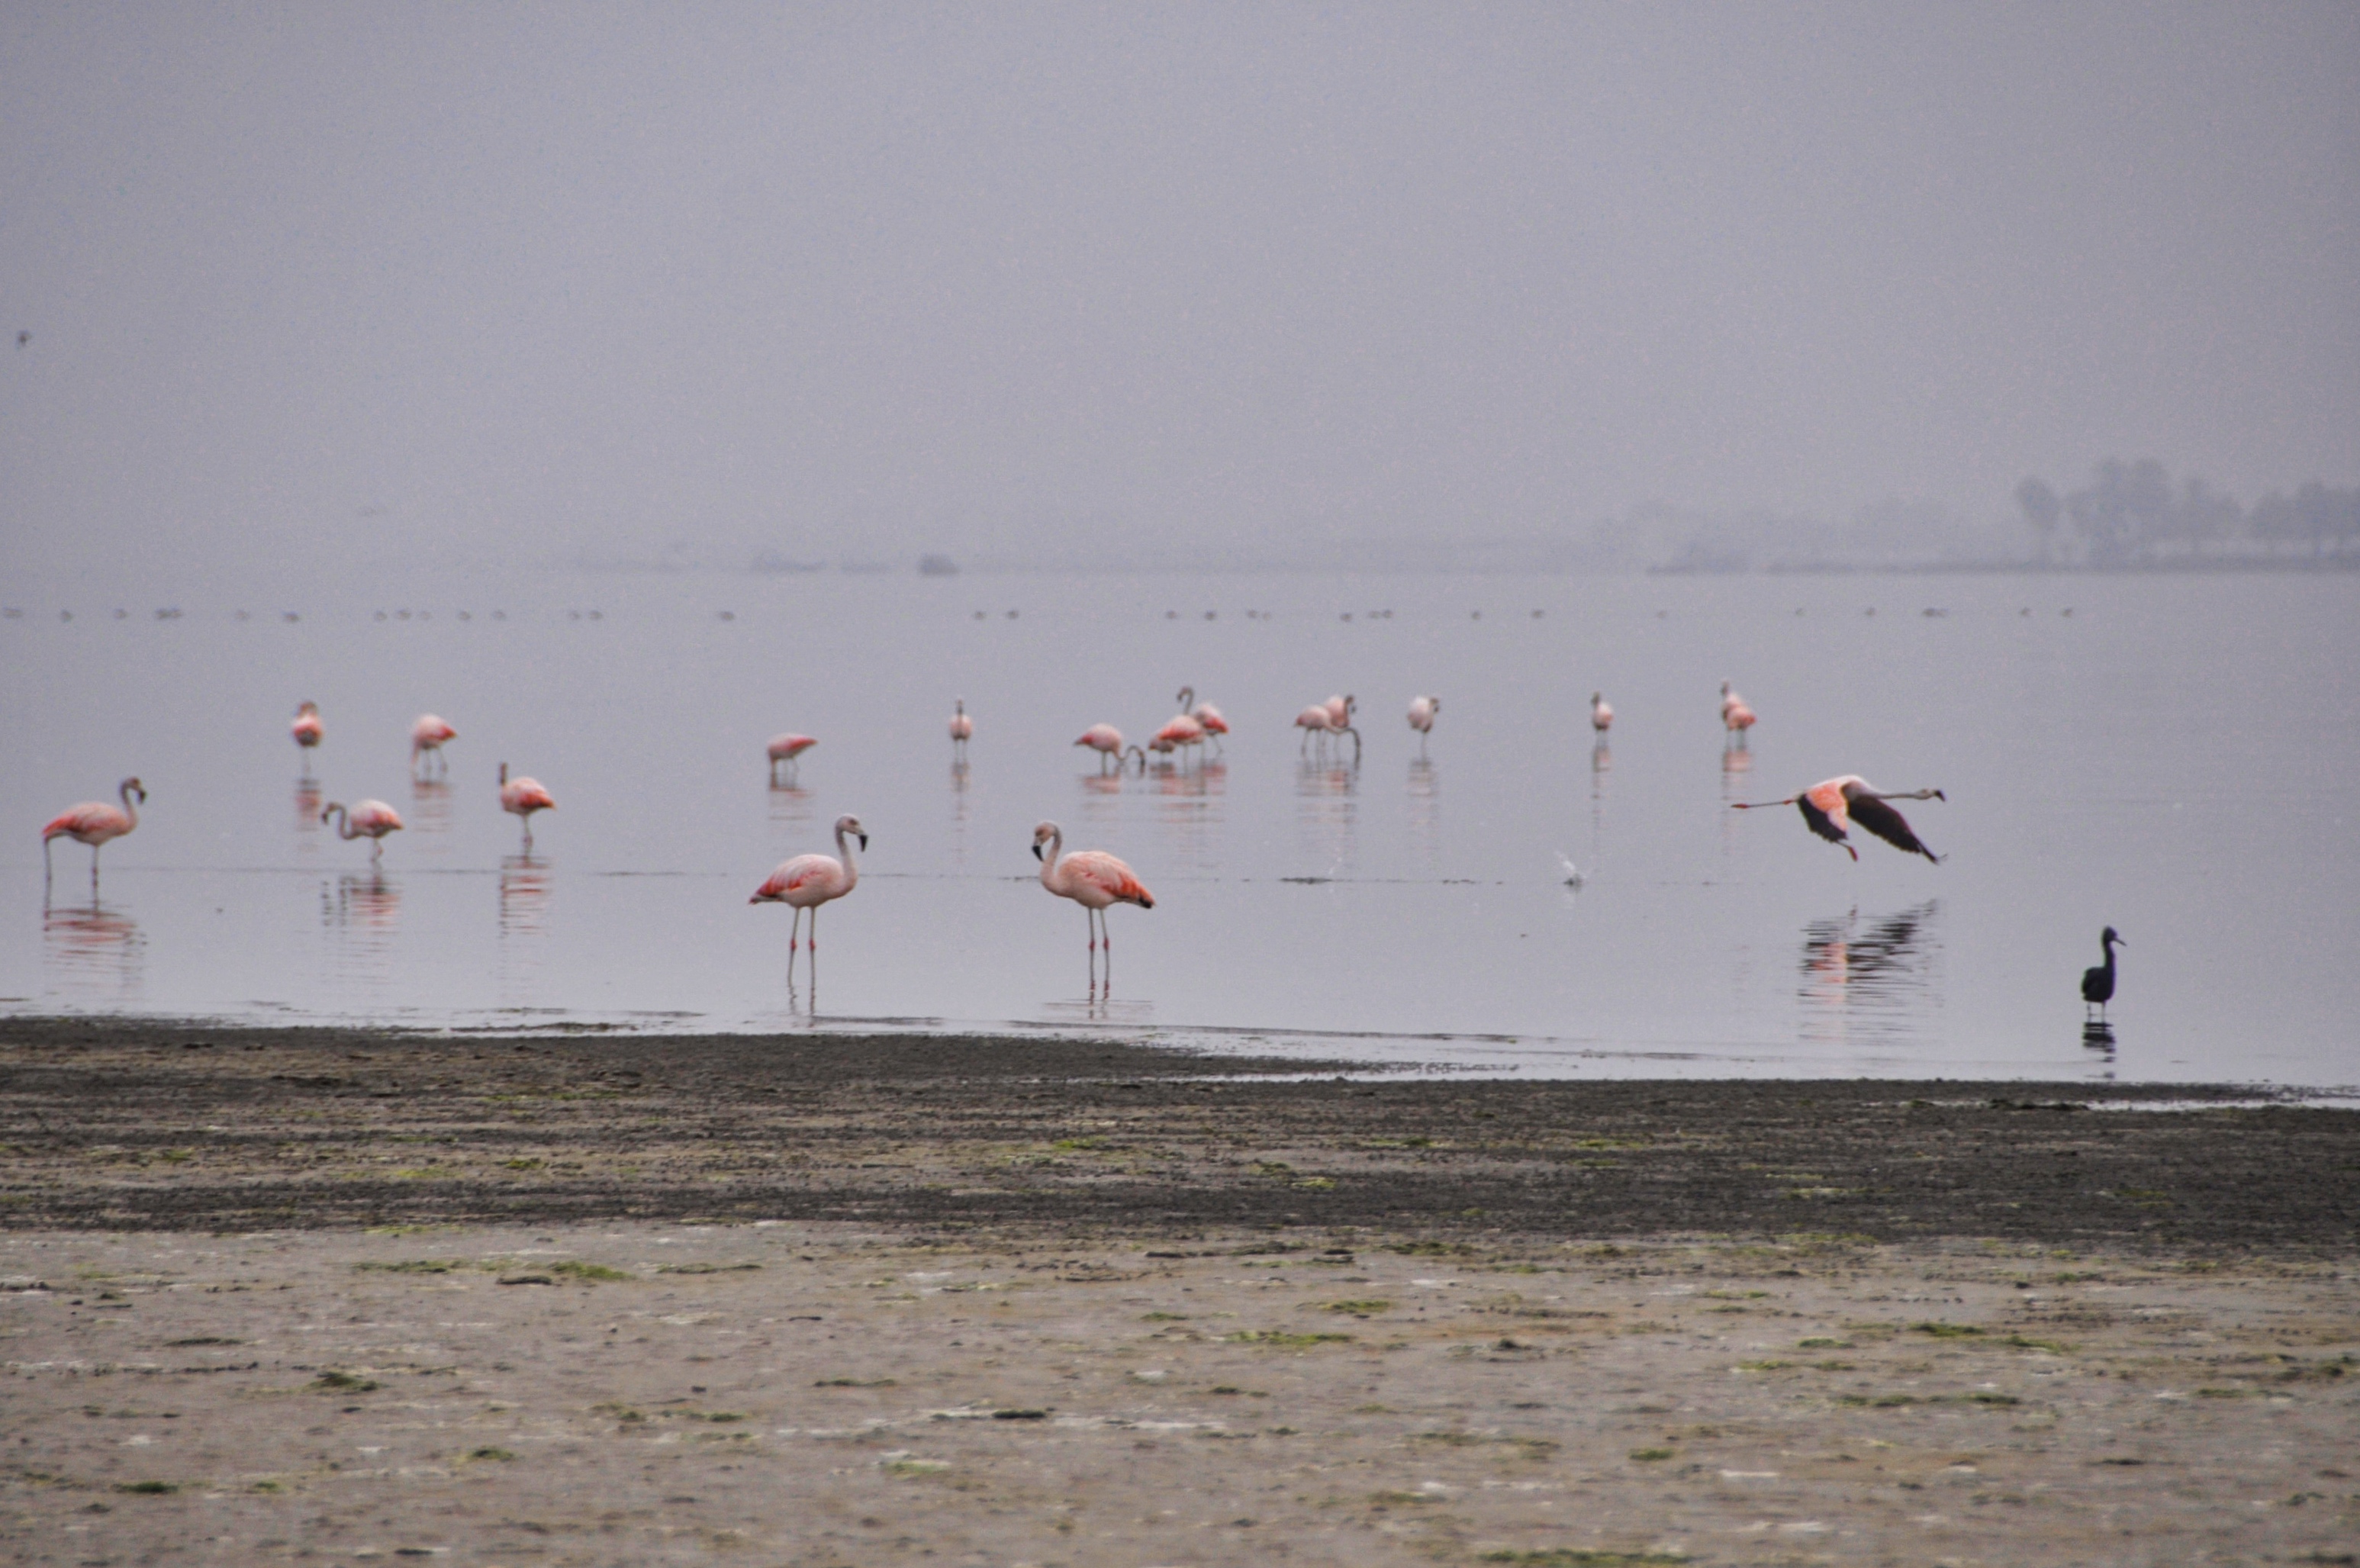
[2082,927,2124,1020]
[767,732,817,786]
[1718,681,1756,745]
[749,813,867,987]
[497,763,556,851]
[1591,692,1613,735]
[1033,820,1153,979]
[42,778,145,890]
[1177,687,1228,755]
[411,714,457,779]
[1407,695,1439,755]
[949,699,973,758]
[1732,776,1945,862]
[321,798,404,861]
[1074,723,1127,774]
[291,702,323,774]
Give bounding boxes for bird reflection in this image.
[498,854,552,939]
[1591,740,1612,775]
[407,778,453,851]
[1296,759,1359,877]
[321,871,402,988]
[767,782,815,829]
[293,778,323,851]
[1406,757,1440,877]
[43,896,143,1001]
[2082,1019,2117,1060]
[1153,758,1224,872]
[947,760,971,870]
[1798,902,1941,1046]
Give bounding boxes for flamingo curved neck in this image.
[1038,829,1064,892]
[834,823,861,888]
[118,782,139,831]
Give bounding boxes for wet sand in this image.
[4,1017,2356,1565]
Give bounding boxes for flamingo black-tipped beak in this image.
[1032,844,1044,861]
[858,834,868,850]
[1844,845,1859,861]
[1933,789,1947,801]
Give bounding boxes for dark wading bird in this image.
[2082,926,2124,1020]
[1734,775,1946,862]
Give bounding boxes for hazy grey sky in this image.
[3,2,2354,580]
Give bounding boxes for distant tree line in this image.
[2014,459,2360,565]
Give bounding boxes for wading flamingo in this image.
[1296,694,1360,762]
[322,798,404,861]
[1407,695,1440,755]
[411,714,456,778]
[1074,723,1127,774]
[949,699,973,758]
[42,778,145,888]
[767,732,817,786]
[1733,776,1945,862]
[2082,927,2124,1020]
[497,763,556,850]
[1718,681,1756,744]
[1033,820,1153,973]
[1153,708,1206,767]
[1591,692,1613,733]
[291,702,323,772]
[750,813,866,985]
[1177,687,1228,754]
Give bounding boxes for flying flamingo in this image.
[1177,687,1228,754]
[1719,681,1756,744]
[1033,820,1153,973]
[767,732,817,786]
[411,714,456,779]
[291,702,323,772]
[2082,927,2125,1020]
[1406,695,1440,755]
[949,699,973,758]
[1074,723,1127,774]
[41,777,145,888]
[1732,776,1946,862]
[322,798,404,861]
[497,763,556,850]
[1591,692,1613,734]
[749,813,867,985]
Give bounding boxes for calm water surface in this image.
[5,571,2355,1084]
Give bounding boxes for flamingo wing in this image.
[352,800,404,834]
[1063,851,1154,909]
[503,778,556,811]
[43,804,122,842]
[1840,785,1941,863]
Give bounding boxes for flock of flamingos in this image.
[33,675,1994,995]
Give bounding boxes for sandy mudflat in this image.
[2,1018,2357,1566]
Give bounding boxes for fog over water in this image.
[4,8,2355,1080]
[2,4,2355,583]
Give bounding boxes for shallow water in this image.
[4,569,2355,1083]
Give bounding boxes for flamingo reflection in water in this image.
[1799,902,1941,1046]
[499,854,553,940]
[43,895,144,1000]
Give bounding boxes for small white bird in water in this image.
[1557,852,1584,888]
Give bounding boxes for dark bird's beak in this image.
[858,833,868,850]
[1032,844,1044,861]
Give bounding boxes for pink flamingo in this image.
[1074,723,1127,774]
[948,699,973,758]
[411,714,457,779]
[41,777,145,888]
[291,702,323,773]
[1177,687,1228,754]
[1033,820,1153,970]
[1733,776,1945,862]
[1406,694,1440,755]
[322,798,404,861]
[767,732,817,786]
[1153,710,1206,767]
[749,813,867,983]
[1296,694,1360,762]
[497,763,556,850]
[1719,681,1756,744]
[1591,692,1613,734]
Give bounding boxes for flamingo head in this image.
[834,813,868,852]
[498,761,508,785]
[1032,820,1061,861]
[320,802,341,824]
[121,778,146,804]
[1176,686,1194,709]
[296,701,318,717]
